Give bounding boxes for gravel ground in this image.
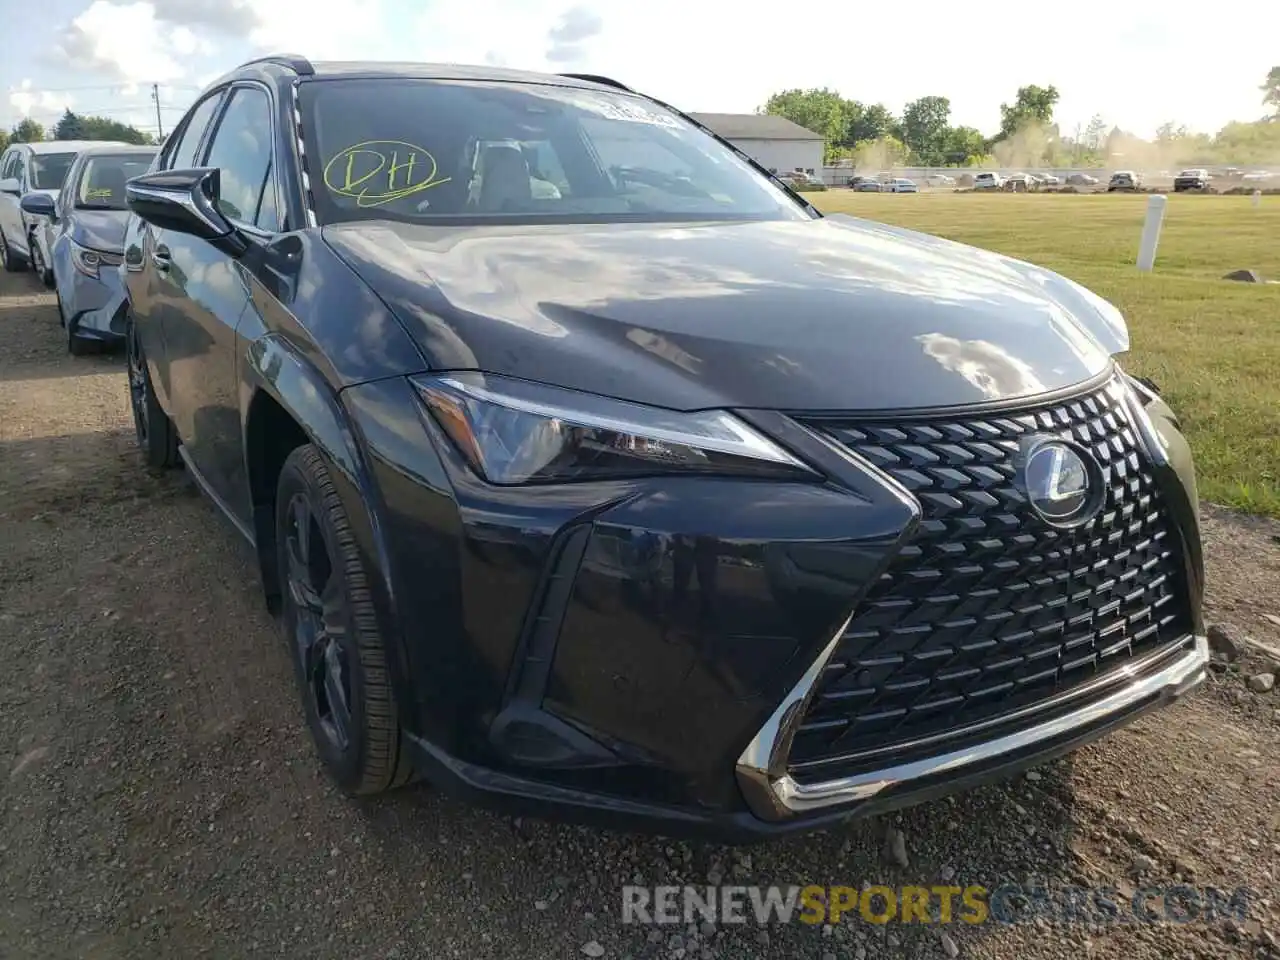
[1,267,1278,960]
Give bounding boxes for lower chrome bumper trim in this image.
[738,634,1208,819]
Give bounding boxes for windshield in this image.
[30,152,77,190]
[76,153,157,210]
[301,78,810,226]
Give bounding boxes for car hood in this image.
[69,208,129,253]
[323,215,1128,412]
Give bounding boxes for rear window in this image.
[30,152,77,190]
[300,78,809,226]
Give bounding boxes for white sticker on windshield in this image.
[593,101,680,127]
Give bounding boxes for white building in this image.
[688,113,825,174]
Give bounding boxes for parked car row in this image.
[3,56,1208,843]
[2,140,158,353]
[850,176,920,192]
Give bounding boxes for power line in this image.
[4,82,203,94]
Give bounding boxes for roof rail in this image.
[557,73,631,92]
[242,53,315,76]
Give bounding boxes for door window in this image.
[167,92,225,171]
[202,86,280,230]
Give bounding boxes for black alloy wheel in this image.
[275,444,413,795]
[126,316,180,467]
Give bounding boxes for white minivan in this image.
[0,140,125,280]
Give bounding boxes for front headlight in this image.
[70,240,122,279]
[413,372,817,485]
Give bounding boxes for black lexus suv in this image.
[120,55,1207,841]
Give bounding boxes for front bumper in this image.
[342,368,1206,840]
[402,634,1205,841]
[64,264,128,342]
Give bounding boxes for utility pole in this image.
[151,84,163,140]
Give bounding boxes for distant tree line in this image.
[0,108,155,153]
[763,69,1280,168]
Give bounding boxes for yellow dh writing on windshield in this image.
[322,140,452,208]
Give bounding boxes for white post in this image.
[1136,194,1167,272]
[1253,189,1263,208]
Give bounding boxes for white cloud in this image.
[7,80,75,120]
[171,25,215,58]
[54,1,201,83]
[545,6,603,64]
[246,0,390,59]
[29,0,1279,138]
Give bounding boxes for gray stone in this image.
[581,941,605,958]
[1208,624,1243,661]
[1223,269,1265,283]
[1247,673,1275,693]
[883,827,909,868]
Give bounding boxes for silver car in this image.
[20,145,157,354]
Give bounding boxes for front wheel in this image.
[126,315,180,468]
[0,229,27,273]
[29,235,53,287]
[276,444,415,795]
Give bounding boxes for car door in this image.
[157,82,279,525]
[127,89,227,446]
[0,148,24,250]
[48,155,83,288]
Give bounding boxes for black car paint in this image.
[121,59,1203,839]
[321,215,1128,413]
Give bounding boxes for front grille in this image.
[788,376,1192,770]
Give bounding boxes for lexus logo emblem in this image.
[1023,439,1102,527]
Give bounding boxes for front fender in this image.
[242,333,366,484]
[240,333,422,735]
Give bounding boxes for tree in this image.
[1263,66,1280,118]
[761,87,854,160]
[997,84,1059,140]
[78,115,153,144]
[941,126,988,166]
[10,118,44,143]
[901,96,951,166]
[0,130,8,154]
[53,109,86,140]
[847,103,898,145]
[852,135,911,170]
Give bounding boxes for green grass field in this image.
[811,192,1280,517]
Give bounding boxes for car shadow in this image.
[350,724,1086,956]
[0,296,126,383]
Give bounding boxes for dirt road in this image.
[1,267,1278,960]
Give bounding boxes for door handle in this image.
[150,246,172,271]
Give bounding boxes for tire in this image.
[29,234,53,287]
[0,228,28,273]
[68,327,93,356]
[126,314,180,467]
[276,444,414,795]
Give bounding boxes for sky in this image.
[3,0,1278,142]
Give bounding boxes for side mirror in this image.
[0,177,20,196]
[125,167,248,258]
[20,193,56,218]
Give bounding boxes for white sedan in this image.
[883,178,919,193]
